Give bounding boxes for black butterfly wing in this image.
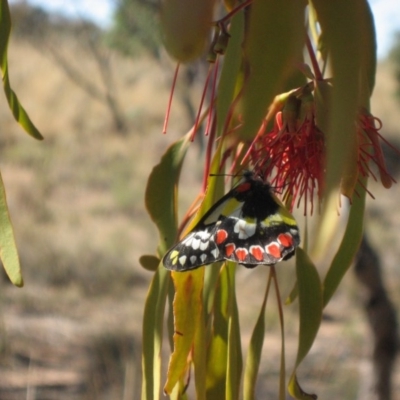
[163,172,300,271]
[162,223,224,271]
[212,216,300,267]
[163,182,245,271]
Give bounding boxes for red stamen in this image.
[191,64,214,142]
[163,63,180,134]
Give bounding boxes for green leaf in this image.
[225,263,242,400]
[288,248,322,400]
[193,294,207,400]
[144,135,190,254]
[141,266,171,400]
[216,10,244,137]
[288,374,318,400]
[294,248,322,367]
[164,269,204,395]
[358,0,377,103]
[142,135,190,400]
[0,172,23,287]
[323,182,366,307]
[0,1,43,140]
[311,0,363,199]
[243,270,271,400]
[206,265,230,399]
[241,0,305,140]
[139,254,160,271]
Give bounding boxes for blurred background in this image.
[0,1,400,399]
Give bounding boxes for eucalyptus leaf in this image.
[0,1,43,140]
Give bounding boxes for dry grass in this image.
[0,22,400,399]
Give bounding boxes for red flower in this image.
[250,103,396,215]
[251,105,325,215]
[357,108,395,190]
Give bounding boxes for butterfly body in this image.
[163,172,300,271]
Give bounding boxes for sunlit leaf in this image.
[193,295,207,400]
[294,248,322,366]
[288,248,322,399]
[216,10,244,137]
[142,135,190,400]
[241,0,305,140]
[206,264,230,399]
[144,135,190,255]
[225,263,242,400]
[0,172,23,287]
[0,1,43,140]
[141,266,171,400]
[311,0,363,199]
[358,0,377,101]
[243,270,271,400]
[323,181,366,307]
[164,269,204,395]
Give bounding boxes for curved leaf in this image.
[205,264,230,399]
[142,135,190,400]
[225,263,242,400]
[139,254,160,271]
[0,172,23,287]
[193,295,207,400]
[358,0,377,102]
[288,248,322,399]
[144,135,190,254]
[0,1,43,140]
[311,0,363,198]
[164,269,204,395]
[289,374,318,400]
[216,10,244,137]
[241,0,305,140]
[323,181,366,307]
[141,266,171,400]
[243,270,271,400]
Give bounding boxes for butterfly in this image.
[163,171,300,271]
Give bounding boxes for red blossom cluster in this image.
[251,108,325,215]
[357,108,395,190]
[249,103,395,215]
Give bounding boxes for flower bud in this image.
[161,0,216,63]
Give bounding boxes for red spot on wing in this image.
[277,233,293,248]
[225,243,235,257]
[235,248,248,261]
[215,229,228,244]
[250,245,264,261]
[266,243,281,259]
[236,182,251,193]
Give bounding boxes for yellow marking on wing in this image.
[244,216,257,224]
[203,198,242,225]
[266,193,297,226]
[262,208,297,227]
[170,250,180,265]
[221,198,242,217]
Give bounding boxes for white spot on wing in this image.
[234,219,256,239]
[200,254,207,263]
[192,238,200,250]
[200,241,209,251]
[197,231,211,240]
[190,255,197,264]
[211,248,219,259]
[179,255,187,266]
[183,234,194,247]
